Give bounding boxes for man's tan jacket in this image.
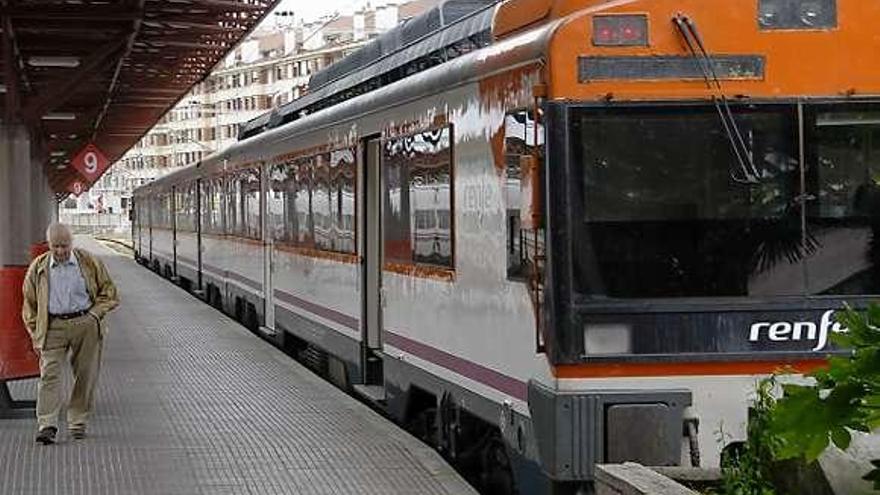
[22,248,119,350]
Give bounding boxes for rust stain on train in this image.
[274,244,360,265]
[478,63,542,174]
[384,261,456,282]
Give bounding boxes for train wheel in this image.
[480,437,515,494]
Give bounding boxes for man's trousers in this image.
[36,314,103,431]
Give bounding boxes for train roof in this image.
[238,0,499,140]
[138,17,553,195]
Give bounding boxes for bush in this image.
[767,304,880,489]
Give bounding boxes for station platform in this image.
[0,237,476,495]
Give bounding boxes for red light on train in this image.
[592,15,649,47]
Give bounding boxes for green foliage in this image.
[715,379,779,495]
[769,304,880,489]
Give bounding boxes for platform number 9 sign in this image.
[83,151,99,175]
[71,143,107,181]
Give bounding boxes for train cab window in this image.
[505,110,544,280]
[569,105,800,299]
[383,125,454,269]
[805,105,880,295]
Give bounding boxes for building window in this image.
[383,125,454,269]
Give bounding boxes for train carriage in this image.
[133,0,880,492]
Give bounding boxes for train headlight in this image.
[592,15,648,47]
[758,0,836,30]
[583,323,632,355]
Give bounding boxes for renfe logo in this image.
[749,310,848,351]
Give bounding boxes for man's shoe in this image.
[70,428,86,440]
[35,427,57,445]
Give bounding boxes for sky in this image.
[267,0,373,24]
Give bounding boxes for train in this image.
[132,0,880,492]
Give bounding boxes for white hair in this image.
[46,222,73,245]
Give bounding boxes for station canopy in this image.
[0,0,278,194]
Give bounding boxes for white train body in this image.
[132,0,880,492]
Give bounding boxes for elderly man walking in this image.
[21,223,119,444]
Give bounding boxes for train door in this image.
[172,186,178,278]
[133,198,140,258]
[148,195,153,263]
[361,136,384,387]
[196,179,204,292]
[137,200,143,258]
[261,162,276,334]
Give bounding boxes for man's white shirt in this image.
[48,253,92,315]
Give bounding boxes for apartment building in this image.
[69,0,440,219]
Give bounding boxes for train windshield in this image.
[568,103,880,300]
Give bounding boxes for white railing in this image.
[60,212,131,236]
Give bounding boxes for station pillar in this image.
[0,124,54,266]
[0,124,50,416]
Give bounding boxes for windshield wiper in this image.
[673,13,761,185]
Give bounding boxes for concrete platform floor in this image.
[0,237,476,495]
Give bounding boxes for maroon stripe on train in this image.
[383,331,528,401]
[273,289,359,331]
[161,266,525,401]
[271,290,525,400]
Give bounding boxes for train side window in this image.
[313,153,333,251]
[153,194,159,228]
[161,192,172,229]
[225,174,238,236]
[505,109,545,280]
[272,150,355,254]
[177,186,186,231]
[242,167,261,239]
[293,157,315,246]
[176,182,196,232]
[208,177,224,234]
[268,163,288,242]
[383,125,454,269]
[330,148,356,254]
[200,180,210,235]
